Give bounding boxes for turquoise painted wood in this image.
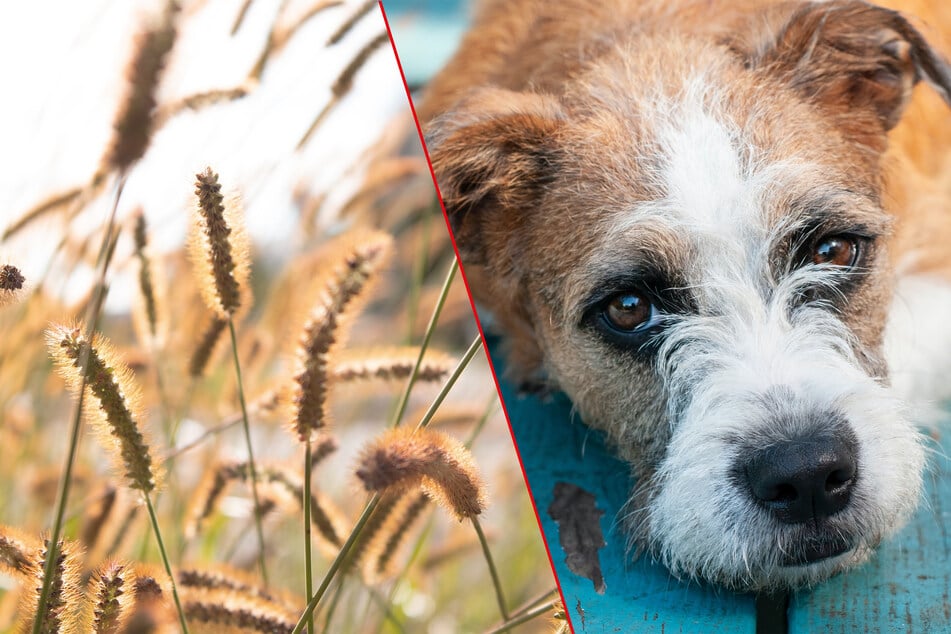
[788,426,951,633]
[490,336,951,633]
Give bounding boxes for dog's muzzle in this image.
[737,426,859,565]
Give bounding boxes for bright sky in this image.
[0,0,410,308]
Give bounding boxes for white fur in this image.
[616,85,925,589]
[886,274,951,410]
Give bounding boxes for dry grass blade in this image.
[356,428,486,521]
[1,187,78,241]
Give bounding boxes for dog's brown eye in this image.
[813,235,858,267]
[604,292,652,331]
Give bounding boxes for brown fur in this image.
[423,0,951,387]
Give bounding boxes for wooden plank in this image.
[490,337,758,633]
[788,426,951,634]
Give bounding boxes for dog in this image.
[419,0,951,590]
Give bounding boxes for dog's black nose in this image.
[744,435,857,524]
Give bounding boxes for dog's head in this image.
[427,0,951,590]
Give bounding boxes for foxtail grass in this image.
[355,428,486,521]
[188,167,267,587]
[46,323,189,633]
[101,5,177,173]
[289,231,390,632]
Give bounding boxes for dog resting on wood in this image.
[421,0,951,590]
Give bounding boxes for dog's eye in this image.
[603,292,653,332]
[813,235,859,267]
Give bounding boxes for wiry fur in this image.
[422,0,951,589]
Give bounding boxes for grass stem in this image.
[485,600,560,634]
[415,334,482,432]
[144,493,190,633]
[473,516,508,621]
[292,495,381,633]
[389,259,457,428]
[303,439,315,634]
[33,174,125,634]
[228,317,269,587]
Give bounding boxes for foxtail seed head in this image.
[19,538,86,634]
[102,6,177,172]
[0,526,40,578]
[131,210,166,346]
[46,324,160,493]
[0,264,25,307]
[188,168,250,318]
[356,428,486,520]
[89,560,137,634]
[291,232,391,441]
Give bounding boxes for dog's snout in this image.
[744,435,857,524]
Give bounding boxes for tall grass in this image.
[0,1,560,632]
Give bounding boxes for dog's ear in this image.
[732,1,951,149]
[425,88,564,265]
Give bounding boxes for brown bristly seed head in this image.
[185,461,241,540]
[291,231,392,442]
[344,492,402,574]
[131,209,163,344]
[326,0,377,45]
[182,597,295,634]
[46,323,160,493]
[89,560,136,634]
[102,6,177,172]
[188,167,250,318]
[18,538,86,634]
[332,346,455,383]
[331,32,389,99]
[260,466,345,550]
[177,566,281,606]
[188,315,228,377]
[362,492,430,583]
[355,428,487,520]
[0,526,40,578]
[0,264,25,307]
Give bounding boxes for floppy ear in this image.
[425,88,564,266]
[732,0,951,149]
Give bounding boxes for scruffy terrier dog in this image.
[420,0,951,590]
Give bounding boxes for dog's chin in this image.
[756,543,872,591]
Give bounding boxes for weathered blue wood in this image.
[489,337,758,633]
[381,1,468,87]
[788,427,951,633]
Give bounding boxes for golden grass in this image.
[0,2,558,632]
